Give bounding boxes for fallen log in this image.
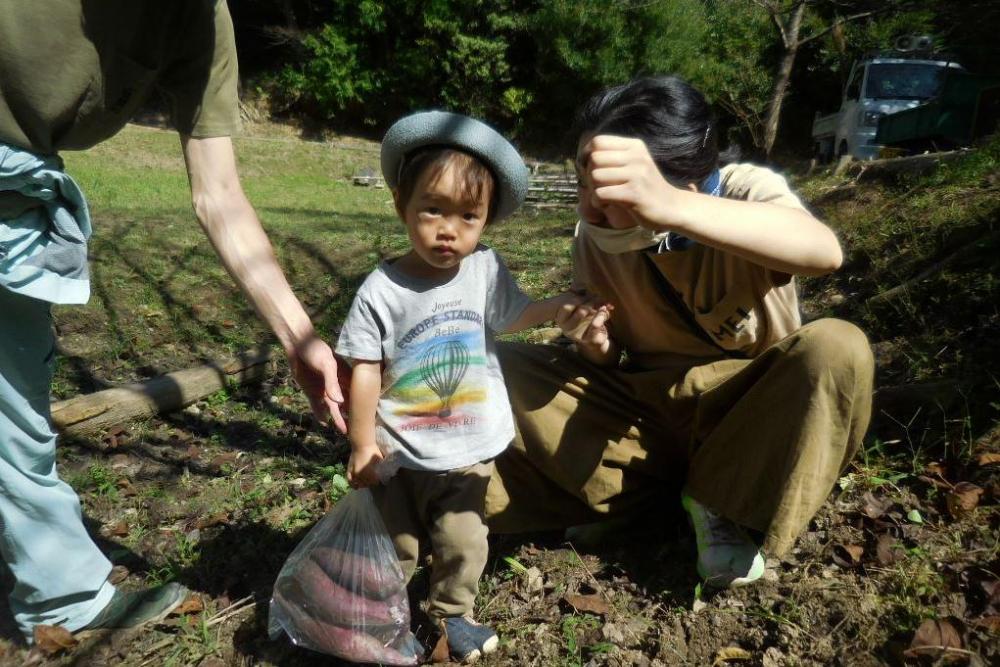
[847,150,969,183]
[51,346,274,438]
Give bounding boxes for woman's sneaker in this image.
[681,495,765,589]
[442,616,498,664]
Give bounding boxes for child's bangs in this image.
[448,151,493,209]
[398,147,497,218]
[437,152,494,209]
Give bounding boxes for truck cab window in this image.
[865,64,945,101]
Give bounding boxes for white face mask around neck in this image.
[581,223,667,254]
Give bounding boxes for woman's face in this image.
[575,136,636,229]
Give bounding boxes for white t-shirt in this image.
[336,245,531,472]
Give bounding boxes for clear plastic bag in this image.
[268,488,422,665]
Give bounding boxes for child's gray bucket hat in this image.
[380,111,529,221]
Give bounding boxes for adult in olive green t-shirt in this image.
[0,0,346,641]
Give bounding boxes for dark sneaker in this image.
[442,616,498,664]
[682,494,765,588]
[82,583,189,631]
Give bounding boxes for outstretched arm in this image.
[502,292,584,333]
[180,135,346,432]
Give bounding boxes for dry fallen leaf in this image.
[832,543,864,568]
[713,646,752,665]
[104,520,129,538]
[977,452,1000,466]
[116,478,138,497]
[171,594,205,616]
[971,615,1000,633]
[903,617,963,658]
[33,625,78,656]
[946,482,984,519]
[195,512,230,529]
[925,461,948,478]
[859,492,891,519]
[562,593,611,617]
[209,452,239,470]
[102,424,128,449]
[875,534,903,566]
[109,565,130,585]
[525,566,544,595]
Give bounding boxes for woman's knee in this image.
[793,319,874,382]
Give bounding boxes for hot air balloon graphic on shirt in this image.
[419,339,470,418]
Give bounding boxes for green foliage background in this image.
[232,0,1000,155]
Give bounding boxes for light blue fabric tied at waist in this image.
[0,143,92,305]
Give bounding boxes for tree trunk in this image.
[278,0,298,30]
[51,346,273,439]
[763,2,806,158]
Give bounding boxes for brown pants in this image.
[372,461,493,621]
[485,318,874,556]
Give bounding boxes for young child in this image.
[335,111,581,663]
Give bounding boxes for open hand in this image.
[288,335,348,433]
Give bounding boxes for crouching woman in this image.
[485,75,875,588]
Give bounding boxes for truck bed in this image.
[812,112,839,139]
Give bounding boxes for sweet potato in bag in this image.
[271,588,418,665]
[268,488,423,664]
[308,545,394,601]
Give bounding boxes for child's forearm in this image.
[503,293,578,333]
[348,360,382,451]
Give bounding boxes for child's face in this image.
[397,159,491,276]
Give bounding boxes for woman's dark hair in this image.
[396,146,498,222]
[573,75,735,186]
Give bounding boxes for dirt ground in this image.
[0,364,995,667]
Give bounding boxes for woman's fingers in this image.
[593,183,638,206]
[587,149,631,168]
[589,166,633,186]
[584,134,642,155]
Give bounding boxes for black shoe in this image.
[82,583,188,631]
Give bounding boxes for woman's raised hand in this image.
[583,135,683,230]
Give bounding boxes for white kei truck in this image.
[812,53,965,161]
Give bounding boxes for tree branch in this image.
[797,0,927,48]
[797,9,880,46]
